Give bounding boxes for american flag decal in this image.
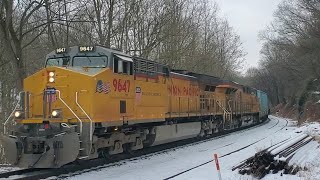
[96,80,111,94]
[45,88,57,103]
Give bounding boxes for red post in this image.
[214,153,222,180]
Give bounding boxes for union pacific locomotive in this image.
[1,46,269,168]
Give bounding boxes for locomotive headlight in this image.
[51,109,62,118]
[48,71,55,83]
[49,72,55,77]
[52,110,59,117]
[14,111,21,118]
[48,77,55,83]
[14,111,24,119]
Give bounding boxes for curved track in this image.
[163,117,289,180]
[267,118,279,129]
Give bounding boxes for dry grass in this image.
[272,102,320,125]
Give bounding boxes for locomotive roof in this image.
[47,45,169,67]
[171,70,244,89]
[171,70,222,85]
[46,46,256,93]
[47,45,131,59]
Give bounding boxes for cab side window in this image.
[114,56,133,75]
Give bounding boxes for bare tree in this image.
[248,0,320,106]
[0,0,246,128]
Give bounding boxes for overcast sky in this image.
[213,0,283,73]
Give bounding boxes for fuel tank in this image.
[149,122,201,146]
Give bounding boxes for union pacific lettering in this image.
[168,85,199,96]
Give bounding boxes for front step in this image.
[223,112,233,130]
[77,133,89,159]
[78,156,89,160]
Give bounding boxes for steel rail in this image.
[163,118,286,180]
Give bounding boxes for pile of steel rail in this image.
[232,134,314,179]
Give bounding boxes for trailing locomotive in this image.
[1,46,269,168]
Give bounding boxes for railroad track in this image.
[163,117,289,180]
[0,168,37,179]
[268,118,279,129]
[0,118,274,180]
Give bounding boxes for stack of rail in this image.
[232,134,314,179]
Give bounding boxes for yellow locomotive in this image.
[1,46,268,168]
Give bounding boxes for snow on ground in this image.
[62,116,320,180]
[1,116,318,179]
[0,165,19,174]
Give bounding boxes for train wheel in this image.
[124,144,136,156]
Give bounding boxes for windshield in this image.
[72,56,108,67]
[46,57,70,67]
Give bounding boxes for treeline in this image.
[247,0,320,111]
[0,0,245,121]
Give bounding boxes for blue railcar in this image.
[257,90,269,120]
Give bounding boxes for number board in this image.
[56,48,67,54]
[79,46,95,52]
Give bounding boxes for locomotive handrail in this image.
[227,100,233,124]
[3,91,25,134]
[216,100,233,129]
[26,93,32,119]
[55,90,83,134]
[75,91,93,157]
[227,100,232,114]
[216,100,230,113]
[75,92,92,137]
